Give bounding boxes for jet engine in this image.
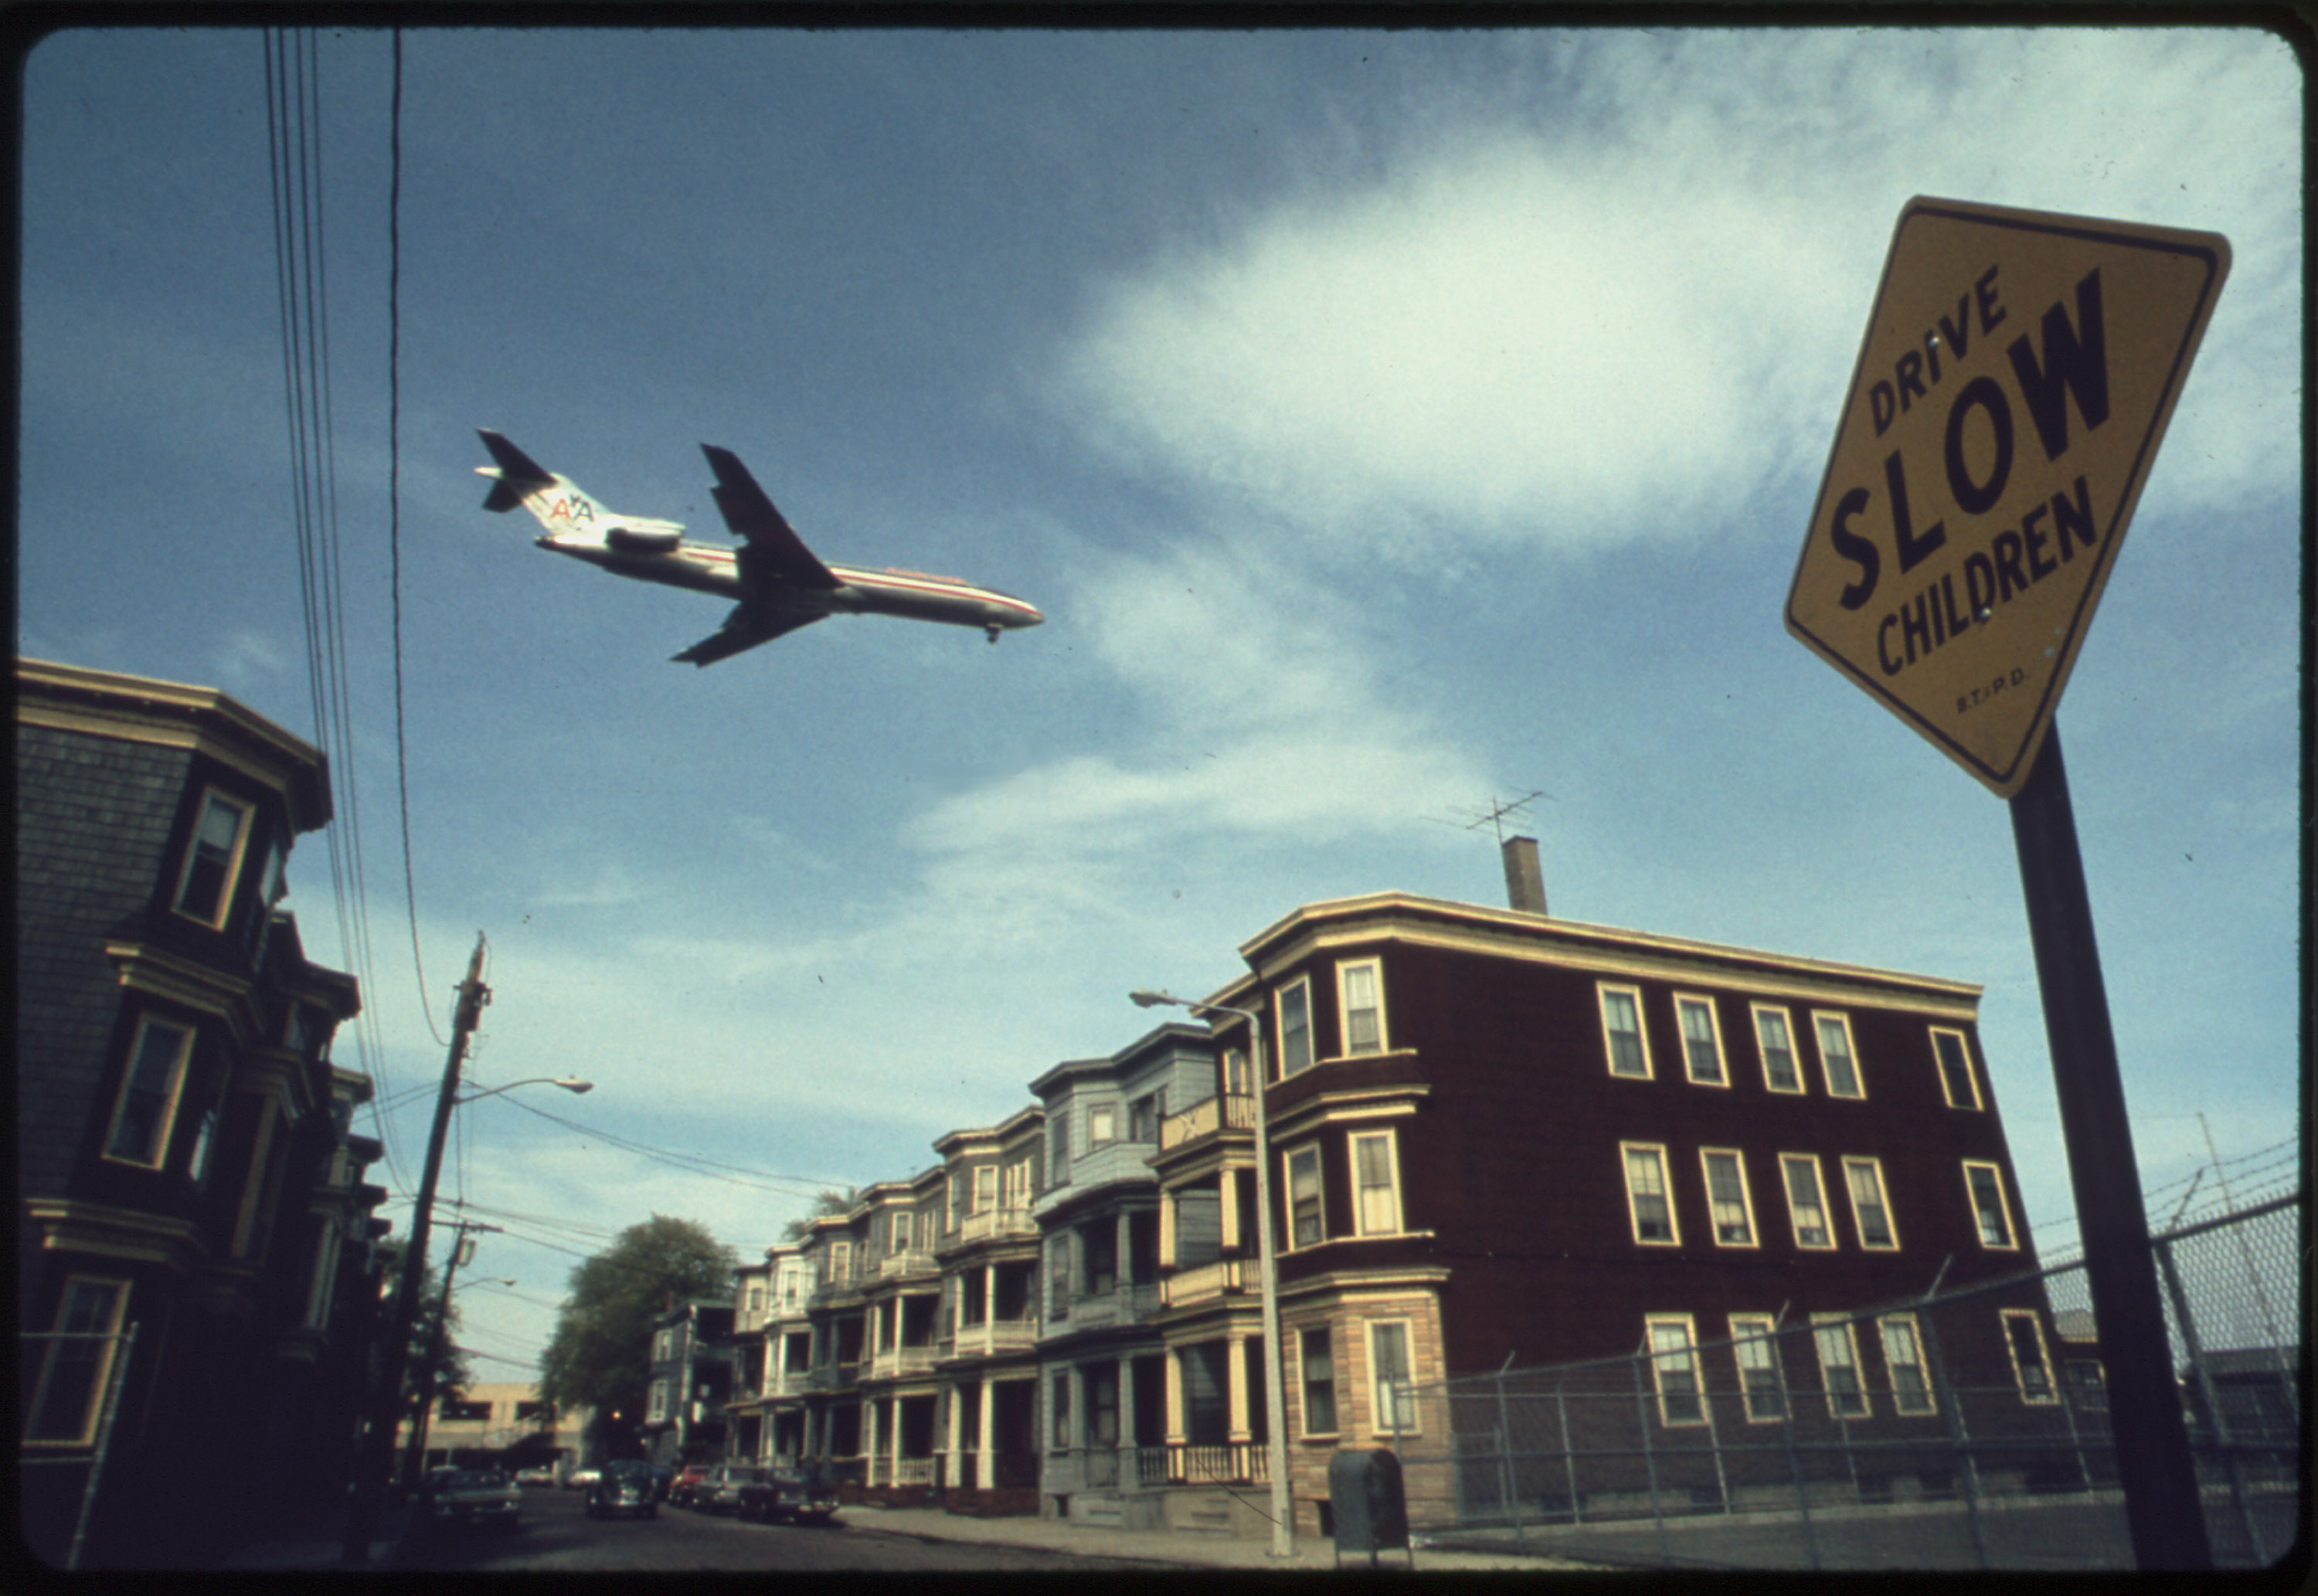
[604,523,684,553]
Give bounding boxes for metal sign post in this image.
[2009,725,2209,1568]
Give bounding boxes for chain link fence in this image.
[1385,1194,2299,1571]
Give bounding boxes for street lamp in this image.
[1130,987,1294,1560]
[457,1076,593,1105]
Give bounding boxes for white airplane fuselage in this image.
[536,530,1045,636]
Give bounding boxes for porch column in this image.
[984,1264,998,1346]
[890,1396,905,1486]
[1165,1346,1185,1445]
[1218,1173,1242,1252]
[1117,1354,1137,1482]
[977,1376,997,1485]
[1227,1332,1252,1444]
[1159,1190,1176,1268]
[944,1380,963,1486]
[864,1396,881,1486]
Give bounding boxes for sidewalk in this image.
[841,1502,1595,1571]
[218,1503,413,1571]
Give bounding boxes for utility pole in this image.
[342,933,490,1565]
[400,1221,503,1492]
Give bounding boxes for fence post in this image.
[1633,1342,1667,1562]
[1494,1370,1524,1544]
[1555,1373,1580,1526]
[1766,1321,1820,1571]
[2156,1234,2262,1565]
[1915,1310,1989,1570]
[65,1323,138,1573]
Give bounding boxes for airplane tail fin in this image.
[475,430,559,514]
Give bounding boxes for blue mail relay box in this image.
[1327,1448,1412,1567]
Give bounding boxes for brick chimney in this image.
[1502,835,1548,915]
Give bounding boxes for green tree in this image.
[375,1243,474,1422]
[780,1188,855,1242]
[536,1215,737,1425]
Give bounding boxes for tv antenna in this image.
[1428,789,1552,845]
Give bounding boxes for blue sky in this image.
[20,25,2302,1384]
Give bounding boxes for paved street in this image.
[392,1484,1161,1573]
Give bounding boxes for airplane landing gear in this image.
[985,624,1002,643]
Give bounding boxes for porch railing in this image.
[1159,1094,1254,1151]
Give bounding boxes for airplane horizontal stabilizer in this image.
[671,606,825,666]
[701,445,842,590]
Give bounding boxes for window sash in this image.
[2003,1311,2057,1403]
[1340,961,1383,1055]
[1814,1014,1863,1098]
[1782,1156,1833,1249]
[1966,1163,2015,1248]
[173,790,252,925]
[1278,982,1314,1076]
[1813,1319,1869,1418]
[1352,1132,1399,1235]
[1677,997,1725,1085]
[1844,1158,1896,1249]
[1879,1316,1935,1414]
[1623,1145,1677,1245]
[106,1017,192,1166]
[1599,986,1650,1078]
[1300,1329,1337,1435]
[1729,1316,1786,1421]
[26,1280,129,1445]
[1930,1027,1981,1109]
[1288,1148,1324,1248]
[1368,1322,1417,1434]
[1753,1006,1802,1092]
[1647,1319,1705,1425]
[1702,1150,1754,1246]
[1088,1105,1116,1146]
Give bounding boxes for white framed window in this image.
[2001,1309,2058,1404]
[104,1014,195,1168]
[1223,1048,1251,1099]
[1645,1316,1706,1426]
[827,1239,852,1284]
[172,788,253,928]
[1700,1148,1757,1248]
[1337,959,1386,1056]
[1929,1027,1983,1110]
[1751,1003,1804,1094]
[1088,1103,1117,1146]
[1286,1145,1324,1249]
[647,1380,669,1424]
[1299,1326,1338,1436]
[1350,1129,1402,1237]
[1002,1158,1032,1211]
[1728,1314,1786,1422]
[1674,995,1728,1086]
[1367,1319,1419,1436]
[1620,1143,1680,1246]
[1841,1156,1898,1250]
[889,1212,913,1254]
[1049,1117,1070,1184]
[1963,1161,2017,1249]
[1598,983,1652,1079]
[1127,1091,1164,1143]
[974,1164,998,1213]
[1813,1011,1864,1099]
[25,1278,131,1446]
[1811,1316,1870,1418]
[1779,1154,1835,1250]
[1276,979,1315,1077]
[1878,1314,1936,1414]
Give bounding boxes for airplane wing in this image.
[701,445,842,590]
[671,605,825,667]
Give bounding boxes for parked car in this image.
[647,1462,675,1501]
[668,1463,715,1508]
[562,1465,602,1492]
[420,1469,522,1534]
[515,1465,557,1487]
[736,1460,840,1526]
[584,1459,660,1520]
[698,1464,764,1516]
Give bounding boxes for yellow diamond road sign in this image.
[1786,197,2229,797]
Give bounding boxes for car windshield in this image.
[452,1471,508,1488]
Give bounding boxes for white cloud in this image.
[1047,28,2299,565]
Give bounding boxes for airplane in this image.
[474,430,1043,665]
